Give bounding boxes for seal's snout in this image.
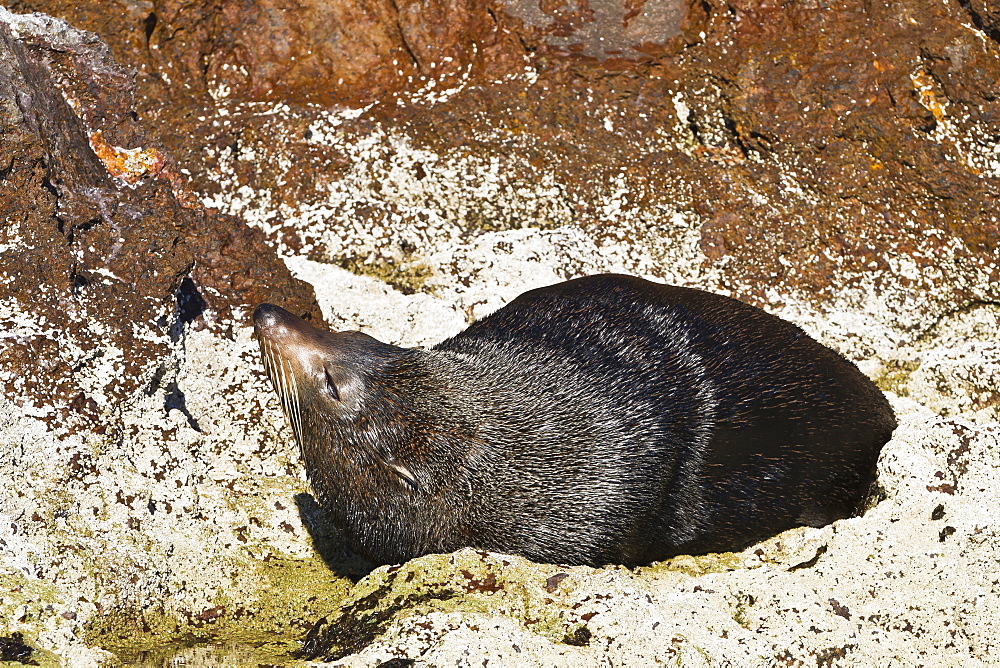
[254,303,313,448]
[253,303,327,374]
[253,303,288,332]
[253,304,315,343]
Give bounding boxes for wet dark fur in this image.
[253,274,896,567]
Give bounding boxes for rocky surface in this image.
[0,0,998,665]
[0,6,328,665]
[0,6,320,431]
[12,0,999,326]
[5,0,528,107]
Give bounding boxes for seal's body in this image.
[254,275,895,567]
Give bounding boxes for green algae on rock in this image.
[296,550,615,662]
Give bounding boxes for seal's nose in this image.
[253,304,320,345]
[253,303,288,331]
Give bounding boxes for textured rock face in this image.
[1,9,186,430]
[0,0,998,665]
[502,0,706,61]
[12,0,998,330]
[0,8,330,664]
[6,0,528,106]
[0,7,319,431]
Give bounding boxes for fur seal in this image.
[253,274,896,567]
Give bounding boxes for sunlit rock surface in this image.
[1,1,998,664]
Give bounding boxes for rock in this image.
[13,2,998,328]
[8,0,528,106]
[965,0,1000,40]
[502,0,708,62]
[37,0,986,333]
[0,7,332,663]
[0,6,319,430]
[1,0,999,665]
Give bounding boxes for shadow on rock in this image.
[0,633,36,665]
[295,492,374,582]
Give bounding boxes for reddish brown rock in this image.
[8,0,528,107]
[502,0,708,62]
[0,9,319,430]
[7,0,999,329]
[669,0,1000,309]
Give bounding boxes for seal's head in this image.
[252,304,480,562]
[253,303,426,487]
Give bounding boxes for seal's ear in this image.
[388,460,419,491]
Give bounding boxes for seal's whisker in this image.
[279,358,295,434]
[264,339,296,443]
[287,355,303,447]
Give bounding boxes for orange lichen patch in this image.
[910,69,948,123]
[88,130,166,184]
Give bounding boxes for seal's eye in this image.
[324,368,340,401]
